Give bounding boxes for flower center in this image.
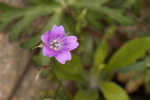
[49,39,61,51]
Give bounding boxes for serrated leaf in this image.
[74,89,98,100]
[9,5,59,40]
[71,0,134,24]
[9,16,34,40]
[21,8,63,48]
[99,7,134,25]
[0,10,23,31]
[105,37,150,71]
[0,9,23,20]
[100,81,130,100]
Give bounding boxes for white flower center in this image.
[49,39,61,51]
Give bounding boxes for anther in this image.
[49,39,61,51]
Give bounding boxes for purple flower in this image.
[41,25,79,64]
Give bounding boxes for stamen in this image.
[49,39,61,51]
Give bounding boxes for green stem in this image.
[51,68,72,99]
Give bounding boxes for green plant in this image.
[2,0,150,100]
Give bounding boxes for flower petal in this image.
[41,30,50,43]
[62,36,79,51]
[42,46,49,56]
[42,46,56,57]
[51,25,65,37]
[55,51,71,64]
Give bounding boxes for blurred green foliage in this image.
[1,0,150,100]
[100,81,130,100]
[74,89,99,100]
[106,37,150,71]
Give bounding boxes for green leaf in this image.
[100,81,130,100]
[33,50,50,67]
[86,10,104,30]
[0,9,23,20]
[71,0,102,8]
[21,8,63,48]
[117,57,150,73]
[99,7,134,25]
[105,37,150,71]
[90,26,116,88]
[98,0,111,5]
[122,0,136,9]
[9,16,34,40]
[104,25,116,38]
[0,18,16,31]
[71,0,134,25]
[0,10,23,31]
[9,5,59,40]
[93,25,115,72]
[94,39,107,68]
[54,55,84,82]
[71,0,111,8]
[80,34,94,66]
[26,0,53,5]
[75,8,87,33]
[133,0,140,16]
[74,89,98,100]
[20,34,41,48]
[41,8,63,32]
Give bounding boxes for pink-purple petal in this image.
[55,51,71,64]
[51,25,65,37]
[41,30,50,43]
[62,36,79,51]
[42,46,49,56]
[42,46,56,57]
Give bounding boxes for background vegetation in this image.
[1,0,150,100]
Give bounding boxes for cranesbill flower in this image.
[41,25,79,64]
